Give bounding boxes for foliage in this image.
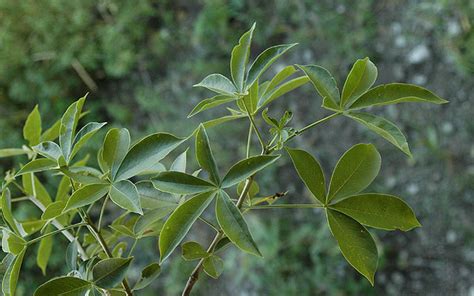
[0,24,446,295]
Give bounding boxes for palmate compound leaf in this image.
[114,133,184,181]
[286,147,326,204]
[230,23,255,92]
[330,193,421,231]
[340,57,378,108]
[221,155,280,188]
[346,111,412,156]
[159,191,216,262]
[348,83,448,109]
[196,125,220,184]
[92,257,133,289]
[326,209,378,285]
[215,191,261,257]
[327,144,381,203]
[33,276,92,296]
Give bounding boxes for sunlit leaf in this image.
[341,57,378,107]
[246,43,297,88]
[63,184,109,212]
[100,128,131,178]
[23,105,42,146]
[231,23,255,91]
[194,74,237,95]
[2,248,26,296]
[327,144,381,203]
[16,158,57,175]
[349,83,448,109]
[114,133,184,181]
[33,142,63,161]
[297,64,340,107]
[331,193,421,231]
[59,97,86,162]
[70,122,107,160]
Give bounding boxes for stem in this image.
[127,239,138,257]
[98,196,109,231]
[246,123,253,158]
[242,103,265,152]
[182,177,256,296]
[82,212,134,296]
[27,223,87,245]
[198,217,219,232]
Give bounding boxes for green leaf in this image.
[100,128,131,178]
[33,142,63,161]
[33,276,92,296]
[286,147,326,204]
[2,248,26,296]
[170,150,187,173]
[199,114,246,130]
[259,76,309,108]
[16,158,58,175]
[23,105,42,146]
[1,229,26,255]
[221,155,280,188]
[246,43,297,88]
[152,172,217,195]
[134,207,174,235]
[136,181,178,210]
[331,193,421,231]
[59,97,86,162]
[196,125,220,184]
[188,95,236,118]
[347,112,411,156]
[215,191,261,256]
[41,201,67,220]
[133,263,161,291]
[194,74,237,95]
[297,64,340,107]
[60,166,106,185]
[1,189,25,235]
[326,209,378,285]
[181,241,209,261]
[341,58,378,107]
[114,133,184,181]
[202,255,224,279]
[231,23,255,91]
[63,184,109,212]
[66,240,79,271]
[109,180,143,214]
[349,83,448,109]
[22,173,52,207]
[70,122,107,160]
[41,119,61,142]
[37,227,53,275]
[327,144,381,203]
[0,148,27,158]
[159,191,216,262]
[264,65,298,94]
[92,257,133,289]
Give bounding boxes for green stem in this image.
[27,223,87,245]
[246,123,253,158]
[98,196,109,231]
[127,239,138,257]
[242,103,265,152]
[198,217,219,232]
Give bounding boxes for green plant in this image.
[0,24,447,295]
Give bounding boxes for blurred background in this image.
[0,0,473,295]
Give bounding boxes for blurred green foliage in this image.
[0,0,472,295]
